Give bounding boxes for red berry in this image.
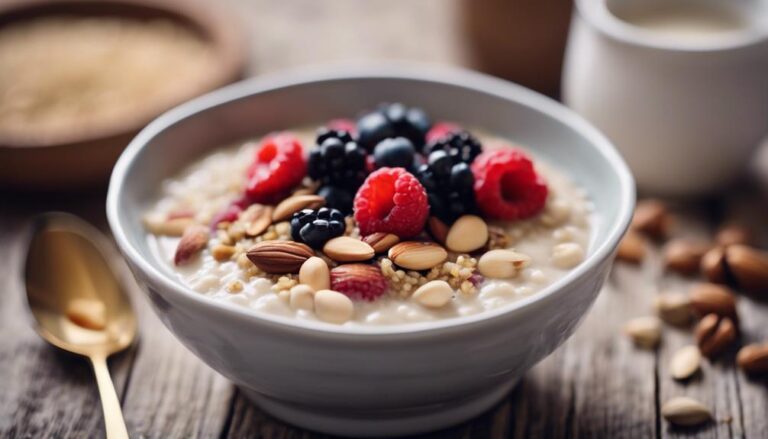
[354,167,429,238]
[210,203,242,228]
[471,148,548,220]
[330,264,389,301]
[326,118,357,135]
[426,122,461,144]
[245,133,306,203]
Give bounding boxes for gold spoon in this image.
[24,213,136,439]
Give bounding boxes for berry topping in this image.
[317,185,355,214]
[245,133,306,203]
[290,207,346,249]
[426,122,461,144]
[417,150,478,223]
[373,137,416,170]
[423,130,482,164]
[330,264,389,301]
[353,167,429,238]
[356,103,431,151]
[308,129,368,189]
[471,149,548,220]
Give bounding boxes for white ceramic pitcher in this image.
[563,0,768,196]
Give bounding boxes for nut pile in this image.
[619,199,768,428]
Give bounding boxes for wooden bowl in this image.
[0,0,246,190]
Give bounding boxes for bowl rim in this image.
[0,0,246,148]
[107,62,635,337]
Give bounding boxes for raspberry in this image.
[353,167,429,238]
[245,133,306,203]
[471,149,548,220]
[426,122,461,144]
[330,264,389,301]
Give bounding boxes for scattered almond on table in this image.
[661,397,712,426]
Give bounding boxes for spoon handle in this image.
[90,355,130,439]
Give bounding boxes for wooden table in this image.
[2,1,767,437]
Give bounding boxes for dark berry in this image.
[373,137,416,170]
[423,130,482,164]
[356,103,432,151]
[290,207,346,249]
[307,130,369,190]
[417,151,478,223]
[318,185,354,214]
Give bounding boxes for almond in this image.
[716,224,752,247]
[241,204,274,237]
[445,215,489,253]
[616,231,646,264]
[737,343,768,374]
[289,284,315,311]
[246,241,314,273]
[624,316,662,349]
[272,195,325,222]
[388,241,448,270]
[670,345,701,380]
[654,292,692,326]
[478,249,530,278]
[701,246,728,284]
[631,199,670,239]
[689,283,737,320]
[143,213,195,236]
[427,216,449,244]
[661,397,711,426]
[412,280,454,308]
[174,224,209,265]
[726,245,768,294]
[362,232,400,254]
[314,290,354,324]
[65,298,106,330]
[695,314,736,358]
[663,239,710,275]
[323,236,375,262]
[299,256,330,291]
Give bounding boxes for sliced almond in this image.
[174,224,209,265]
[477,249,530,279]
[272,195,325,222]
[299,256,330,291]
[623,316,662,349]
[670,345,701,380]
[362,232,400,254]
[314,290,354,324]
[323,236,375,262]
[412,280,454,308]
[445,215,488,253]
[388,241,448,271]
[241,204,274,237]
[661,397,711,426]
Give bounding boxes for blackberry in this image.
[357,103,431,151]
[318,185,354,214]
[307,129,368,188]
[290,207,346,249]
[417,150,477,223]
[423,130,482,165]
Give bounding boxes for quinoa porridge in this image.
[144,104,592,326]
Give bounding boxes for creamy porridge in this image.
[144,104,591,326]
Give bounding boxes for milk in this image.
[612,3,747,42]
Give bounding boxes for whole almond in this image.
[412,280,454,308]
[445,215,489,253]
[616,231,646,264]
[726,245,768,294]
[314,289,354,324]
[272,195,325,222]
[631,199,670,239]
[241,204,274,237]
[174,224,209,265]
[428,216,449,244]
[701,246,728,284]
[323,236,375,262]
[388,241,448,271]
[654,292,692,326]
[246,241,314,273]
[299,256,330,291]
[143,214,195,236]
[624,316,662,349]
[362,233,400,254]
[670,345,701,380]
[716,224,752,247]
[695,314,736,358]
[663,239,710,275]
[478,249,531,279]
[661,397,712,426]
[736,343,768,374]
[689,283,737,320]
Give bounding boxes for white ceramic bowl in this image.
[107,64,634,437]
